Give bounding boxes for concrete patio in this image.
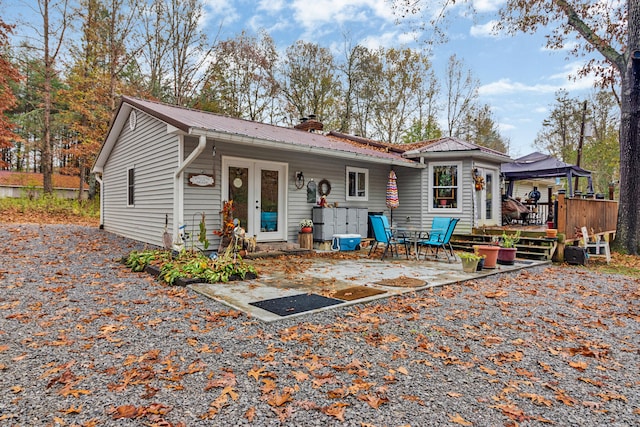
[190,254,549,322]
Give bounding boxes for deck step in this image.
[451,233,557,261]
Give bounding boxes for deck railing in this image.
[555,193,618,241]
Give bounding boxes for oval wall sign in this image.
[188,174,215,187]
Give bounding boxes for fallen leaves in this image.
[3,222,640,426]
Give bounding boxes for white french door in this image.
[222,157,287,241]
[476,167,500,226]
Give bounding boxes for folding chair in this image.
[417,218,460,262]
[368,215,409,260]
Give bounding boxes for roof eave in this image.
[403,149,511,163]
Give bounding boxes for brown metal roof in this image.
[401,136,510,160]
[122,96,418,166]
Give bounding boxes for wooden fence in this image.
[555,193,618,241]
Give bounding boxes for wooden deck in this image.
[454,192,618,262]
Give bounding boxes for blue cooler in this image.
[331,234,362,251]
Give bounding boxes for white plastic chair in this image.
[580,226,611,264]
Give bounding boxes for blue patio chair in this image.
[418,218,460,262]
[368,215,409,260]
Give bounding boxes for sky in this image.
[5,0,600,158]
[202,0,599,157]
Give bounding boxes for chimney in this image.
[294,114,323,132]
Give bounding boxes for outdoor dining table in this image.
[393,226,427,260]
[393,225,448,260]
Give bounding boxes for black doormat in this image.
[249,293,343,317]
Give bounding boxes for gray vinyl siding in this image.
[182,136,220,251]
[102,110,177,246]
[392,157,476,235]
[393,167,425,229]
[184,140,416,245]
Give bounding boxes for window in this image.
[127,167,135,206]
[346,166,368,201]
[431,163,460,209]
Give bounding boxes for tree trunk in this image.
[78,164,86,201]
[42,0,53,195]
[614,0,640,255]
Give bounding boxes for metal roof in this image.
[116,96,419,167]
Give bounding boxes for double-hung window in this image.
[346,166,368,201]
[431,163,460,209]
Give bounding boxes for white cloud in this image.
[479,61,597,96]
[202,0,240,26]
[479,79,558,96]
[498,122,516,132]
[289,0,394,32]
[548,61,598,90]
[360,32,400,50]
[257,0,286,12]
[473,0,505,13]
[469,20,499,38]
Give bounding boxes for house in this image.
[92,96,511,250]
[0,171,88,199]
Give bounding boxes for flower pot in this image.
[476,257,485,271]
[300,226,313,234]
[461,258,479,273]
[497,247,517,265]
[545,228,558,238]
[474,245,500,269]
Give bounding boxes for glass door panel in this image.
[260,169,279,232]
[228,166,249,229]
[485,172,493,220]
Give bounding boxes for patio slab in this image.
[190,256,549,322]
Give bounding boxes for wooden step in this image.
[451,233,557,261]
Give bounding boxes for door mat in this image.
[333,286,387,301]
[249,294,344,317]
[374,276,425,287]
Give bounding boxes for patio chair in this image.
[580,226,611,264]
[368,215,409,260]
[417,217,460,262]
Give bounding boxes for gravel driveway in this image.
[1,224,638,426]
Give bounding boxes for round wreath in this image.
[318,179,331,196]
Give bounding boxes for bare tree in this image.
[278,41,340,125]
[199,30,279,121]
[167,0,216,106]
[36,0,71,194]
[369,47,430,144]
[444,54,479,138]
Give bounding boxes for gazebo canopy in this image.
[501,152,593,197]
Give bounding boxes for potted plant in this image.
[474,244,500,269]
[497,230,520,265]
[299,219,314,234]
[459,251,482,273]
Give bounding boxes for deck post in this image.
[557,192,567,236]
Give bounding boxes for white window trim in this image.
[346,166,369,201]
[127,166,135,207]
[428,161,462,213]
